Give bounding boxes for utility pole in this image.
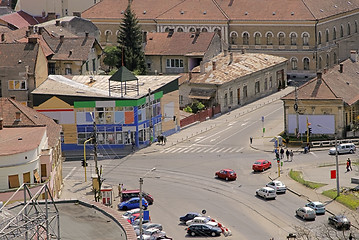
[148,88,153,144]
[294,85,299,138]
[93,121,102,202]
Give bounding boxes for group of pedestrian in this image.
[346,158,353,172]
[277,148,294,161]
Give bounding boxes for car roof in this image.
[272,180,283,183]
[310,201,323,205]
[255,159,267,162]
[261,187,274,190]
[222,168,234,171]
[302,206,314,211]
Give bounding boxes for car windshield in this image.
[229,171,235,174]
[316,204,324,208]
[254,161,261,165]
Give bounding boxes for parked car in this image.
[215,169,237,181]
[256,187,276,199]
[118,197,148,211]
[138,227,166,240]
[266,180,286,193]
[179,212,201,223]
[305,201,325,215]
[186,223,222,237]
[296,207,316,220]
[132,218,151,226]
[186,216,218,227]
[329,143,356,155]
[122,189,154,205]
[122,208,140,219]
[252,159,272,172]
[134,223,163,236]
[328,215,351,230]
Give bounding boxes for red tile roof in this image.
[0,126,46,156]
[145,32,216,56]
[0,98,62,148]
[282,59,359,105]
[0,10,39,29]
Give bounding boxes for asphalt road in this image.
[62,99,353,239]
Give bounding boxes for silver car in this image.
[296,207,316,220]
[305,201,325,215]
[266,180,286,193]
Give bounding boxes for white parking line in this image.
[310,152,318,158]
[64,167,76,180]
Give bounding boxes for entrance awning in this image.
[188,88,216,100]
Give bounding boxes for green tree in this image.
[103,46,120,72]
[117,5,146,74]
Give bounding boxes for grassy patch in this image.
[322,189,359,210]
[289,169,327,189]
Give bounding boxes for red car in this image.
[215,169,237,181]
[252,159,272,172]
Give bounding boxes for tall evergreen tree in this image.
[117,5,146,74]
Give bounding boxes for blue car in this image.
[118,197,148,211]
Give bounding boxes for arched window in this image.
[105,30,112,43]
[1,33,4,42]
[303,58,310,70]
[230,31,238,44]
[326,54,330,68]
[302,32,309,46]
[177,27,184,32]
[243,32,249,45]
[347,23,351,35]
[290,32,297,45]
[164,27,170,32]
[325,29,329,42]
[333,52,337,64]
[254,32,261,45]
[201,28,208,32]
[355,21,358,33]
[340,25,344,37]
[278,32,285,45]
[318,57,322,69]
[318,31,322,44]
[291,58,298,70]
[266,32,273,45]
[333,27,337,40]
[189,27,195,32]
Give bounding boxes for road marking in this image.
[222,147,232,153]
[235,147,244,152]
[64,167,76,180]
[210,148,219,152]
[310,152,318,158]
[210,137,219,142]
[241,122,248,126]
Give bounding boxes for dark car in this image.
[187,223,222,237]
[252,159,272,172]
[328,215,351,230]
[179,212,201,223]
[121,189,154,205]
[215,169,237,181]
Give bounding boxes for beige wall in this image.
[161,89,180,133]
[35,43,49,87]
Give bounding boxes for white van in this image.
[329,143,356,155]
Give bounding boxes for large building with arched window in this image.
[82,0,359,79]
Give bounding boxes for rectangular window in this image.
[179,95,183,104]
[86,61,89,71]
[65,67,72,75]
[166,59,184,68]
[264,78,268,90]
[8,174,20,188]
[23,172,31,183]
[229,91,233,104]
[41,164,47,178]
[269,77,273,88]
[243,86,248,98]
[48,63,56,74]
[224,93,228,107]
[92,59,96,72]
[8,80,27,90]
[255,81,260,94]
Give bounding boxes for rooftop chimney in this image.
[350,50,358,62]
[0,118,3,130]
[48,12,56,21]
[316,72,322,83]
[38,26,44,35]
[339,63,343,73]
[28,25,34,33]
[212,61,216,71]
[55,20,60,26]
[73,12,81,17]
[15,112,21,122]
[167,29,174,38]
[85,32,89,38]
[60,35,64,43]
[28,37,37,44]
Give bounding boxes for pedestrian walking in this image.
[348,158,352,171]
[285,149,290,161]
[163,136,167,145]
[250,137,253,145]
[280,148,284,159]
[346,160,350,172]
[290,150,294,161]
[307,143,311,152]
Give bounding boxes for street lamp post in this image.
[139,167,156,240]
[317,124,340,196]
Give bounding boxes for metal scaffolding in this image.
[0,183,60,240]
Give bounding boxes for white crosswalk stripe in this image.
[160,146,244,154]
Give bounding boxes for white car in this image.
[137,228,166,240]
[296,207,316,220]
[256,187,276,199]
[266,180,287,193]
[329,143,356,155]
[122,208,140,219]
[186,216,218,227]
[305,201,325,215]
